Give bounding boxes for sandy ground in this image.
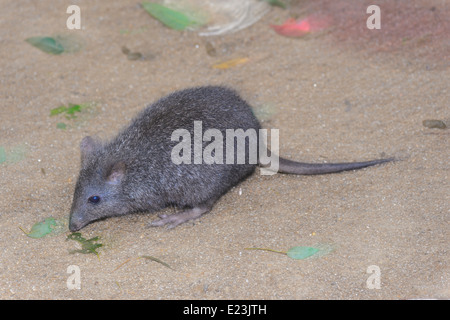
[0,0,448,299]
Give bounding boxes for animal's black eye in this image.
[88,195,101,204]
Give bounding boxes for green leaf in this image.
[142,2,202,30]
[262,0,287,9]
[66,104,82,114]
[50,105,67,116]
[8,145,27,163]
[56,122,67,129]
[67,232,103,257]
[26,217,58,238]
[253,103,277,120]
[25,35,82,55]
[50,103,89,119]
[286,246,319,260]
[0,145,27,165]
[25,37,64,54]
[65,104,82,119]
[0,147,6,164]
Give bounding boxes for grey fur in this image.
[69,86,392,231]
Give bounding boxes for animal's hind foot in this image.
[149,206,211,229]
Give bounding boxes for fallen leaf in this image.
[422,119,447,129]
[271,18,310,37]
[142,2,203,31]
[50,102,93,120]
[286,246,319,260]
[205,41,217,57]
[113,258,133,272]
[56,122,67,129]
[67,232,103,257]
[140,255,174,270]
[212,57,249,69]
[121,46,130,55]
[262,0,287,9]
[0,145,27,165]
[121,46,143,61]
[0,147,6,164]
[245,245,324,260]
[65,104,82,117]
[25,35,82,54]
[20,217,57,238]
[50,105,67,116]
[127,52,142,61]
[25,37,64,54]
[253,103,277,120]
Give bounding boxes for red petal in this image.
[271,16,331,37]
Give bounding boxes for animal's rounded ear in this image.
[106,161,126,185]
[80,136,101,161]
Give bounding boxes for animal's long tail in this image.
[262,156,394,175]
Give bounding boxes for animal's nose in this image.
[69,221,81,232]
[69,214,84,232]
